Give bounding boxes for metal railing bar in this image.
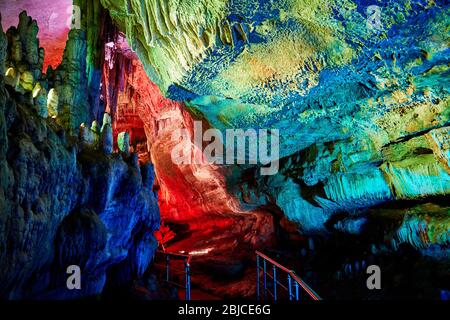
[263,259,267,300]
[162,267,187,273]
[153,264,191,272]
[288,274,293,301]
[262,271,287,289]
[256,251,292,273]
[255,250,322,301]
[256,255,260,300]
[264,274,288,292]
[156,250,191,262]
[273,265,277,300]
[152,267,187,276]
[259,270,289,288]
[275,281,288,292]
[185,262,191,300]
[156,250,191,300]
[166,280,186,289]
[289,273,321,300]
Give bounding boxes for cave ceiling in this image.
[101,0,449,159]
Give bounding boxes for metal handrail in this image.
[155,250,191,300]
[157,250,192,262]
[256,250,321,301]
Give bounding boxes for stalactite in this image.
[75,0,119,123]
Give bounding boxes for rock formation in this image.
[117,131,130,154]
[100,35,274,251]
[100,0,450,245]
[0,0,449,300]
[98,0,449,298]
[0,12,160,300]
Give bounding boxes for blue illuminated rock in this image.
[0,18,159,299]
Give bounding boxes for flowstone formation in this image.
[102,0,450,241]
[0,13,160,299]
[100,0,449,298]
[101,36,274,246]
[3,7,111,134]
[0,0,447,300]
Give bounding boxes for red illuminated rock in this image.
[102,37,274,249]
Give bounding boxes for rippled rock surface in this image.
[0,0,448,300]
[98,0,449,298]
[102,0,449,245]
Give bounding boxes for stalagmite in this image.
[91,120,101,148]
[117,131,130,154]
[101,123,113,154]
[130,152,139,168]
[101,112,111,131]
[20,70,34,91]
[10,34,22,62]
[79,123,88,143]
[4,67,19,88]
[79,123,94,146]
[141,163,155,189]
[31,82,41,98]
[47,88,59,118]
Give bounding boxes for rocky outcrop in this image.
[99,0,229,93]
[101,37,227,219]
[95,1,450,299]
[45,29,90,133]
[2,1,446,299]
[100,0,450,249]
[100,36,274,251]
[0,14,160,300]
[3,11,87,134]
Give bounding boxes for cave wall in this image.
[0,0,72,70]
[100,36,274,250]
[96,2,450,298]
[100,0,450,249]
[0,12,160,299]
[0,0,447,300]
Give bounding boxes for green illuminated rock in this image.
[118,131,130,154]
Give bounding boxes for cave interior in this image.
[0,0,449,300]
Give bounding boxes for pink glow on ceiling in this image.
[0,0,72,70]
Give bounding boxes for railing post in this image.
[263,260,267,300]
[273,265,277,301]
[185,258,191,300]
[256,255,260,300]
[165,255,170,282]
[287,274,292,300]
[255,251,321,301]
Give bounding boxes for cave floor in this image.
[161,213,271,300]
